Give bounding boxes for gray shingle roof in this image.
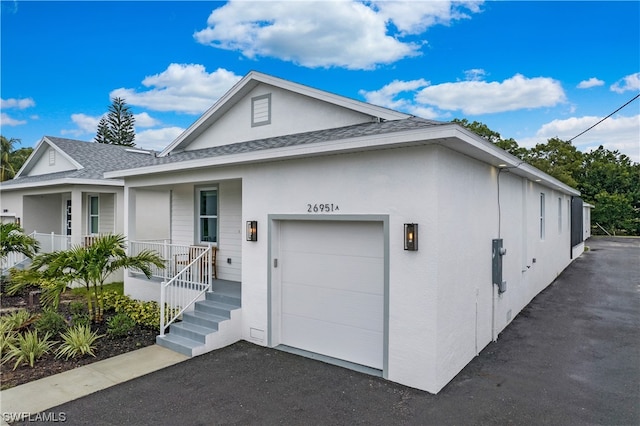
[157,116,446,164]
[1,137,158,187]
[2,117,447,186]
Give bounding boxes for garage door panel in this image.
[281,251,383,294]
[281,221,383,258]
[282,313,383,369]
[278,220,384,370]
[282,283,383,332]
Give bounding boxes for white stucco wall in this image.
[122,144,578,394]
[187,84,375,151]
[26,148,76,176]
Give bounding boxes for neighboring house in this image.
[0,136,170,263]
[104,71,588,394]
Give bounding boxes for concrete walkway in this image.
[1,236,638,425]
[0,346,188,425]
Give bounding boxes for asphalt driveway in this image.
[17,237,640,425]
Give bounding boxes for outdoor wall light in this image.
[404,223,418,251]
[246,221,258,242]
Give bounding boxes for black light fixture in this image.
[246,221,258,241]
[404,223,418,251]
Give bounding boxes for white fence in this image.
[1,231,71,273]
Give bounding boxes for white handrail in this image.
[159,245,213,336]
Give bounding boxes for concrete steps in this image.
[156,285,242,357]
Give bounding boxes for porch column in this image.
[124,186,136,243]
[70,189,83,246]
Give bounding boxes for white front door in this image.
[277,220,384,369]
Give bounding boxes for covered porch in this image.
[122,177,244,356]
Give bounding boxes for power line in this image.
[568,92,640,142]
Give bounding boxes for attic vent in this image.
[49,149,56,166]
[251,94,271,127]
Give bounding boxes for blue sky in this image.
[1,1,639,162]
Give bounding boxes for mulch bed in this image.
[0,284,157,390]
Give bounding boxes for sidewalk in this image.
[0,345,188,425]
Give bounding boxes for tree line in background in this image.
[0,113,637,235]
[453,119,640,236]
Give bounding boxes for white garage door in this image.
[279,220,384,369]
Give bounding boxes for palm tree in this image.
[27,234,164,321]
[0,136,20,181]
[0,222,39,260]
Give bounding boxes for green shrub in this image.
[0,309,35,331]
[35,309,68,337]
[100,291,168,329]
[4,330,56,369]
[0,330,17,362]
[56,325,103,360]
[69,301,87,316]
[69,301,91,327]
[107,312,136,337]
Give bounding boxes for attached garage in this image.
[270,218,387,370]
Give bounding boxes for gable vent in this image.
[251,94,271,127]
[49,148,56,165]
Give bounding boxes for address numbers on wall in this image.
[307,203,340,213]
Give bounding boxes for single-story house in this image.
[0,136,169,265]
[103,71,588,394]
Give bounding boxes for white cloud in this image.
[1,97,35,109]
[0,112,26,126]
[577,78,604,89]
[135,127,185,151]
[111,64,242,114]
[463,69,487,82]
[415,74,566,115]
[519,114,640,163]
[359,79,430,113]
[361,74,566,117]
[193,1,482,70]
[60,113,101,137]
[611,72,640,93]
[135,112,160,128]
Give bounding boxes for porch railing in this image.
[1,232,71,272]
[33,231,72,253]
[159,245,214,336]
[129,240,208,280]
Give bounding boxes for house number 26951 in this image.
[307,203,339,213]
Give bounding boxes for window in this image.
[198,188,218,243]
[251,94,271,127]
[539,193,545,240]
[88,195,99,234]
[558,197,562,234]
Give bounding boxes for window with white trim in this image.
[540,193,545,240]
[88,195,99,234]
[558,197,562,234]
[197,188,218,244]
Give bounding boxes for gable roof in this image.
[1,137,156,190]
[159,70,411,156]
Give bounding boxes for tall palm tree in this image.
[28,234,164,321]
[0,136,20,181]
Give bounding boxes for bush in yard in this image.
[0,329,17,363]
[101,290,172,329]
[69,301,91,327]
[56,325,103,360]
[0,309,36,331]
[35,309,68,337]
[107,312,136,338]
[4,330,56,369]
